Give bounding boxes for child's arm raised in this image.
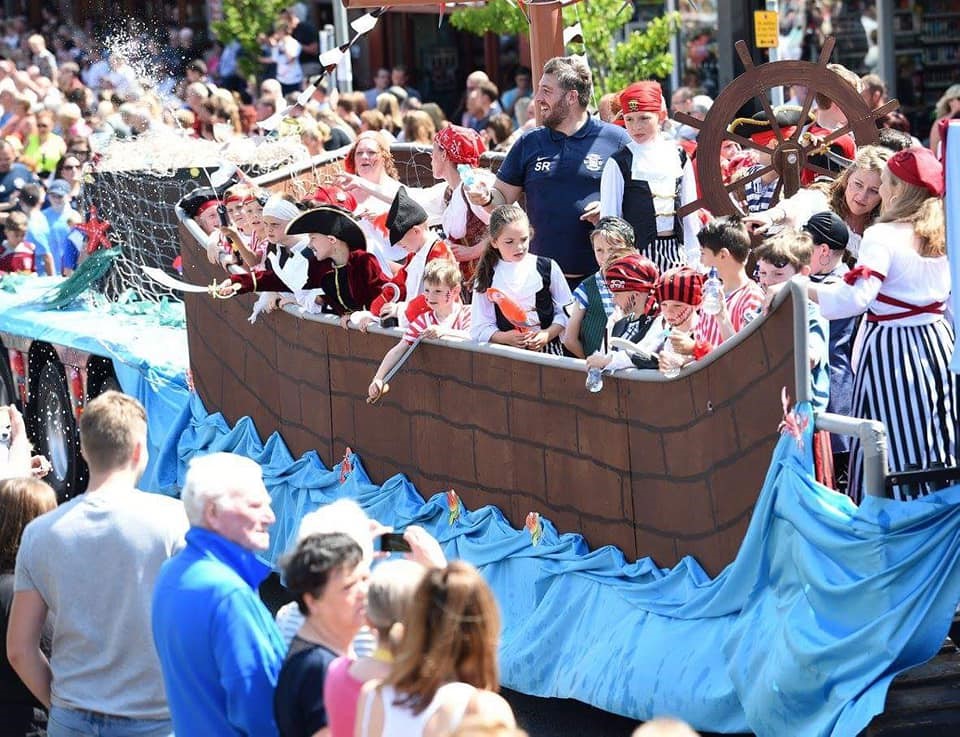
[369,339,409,401]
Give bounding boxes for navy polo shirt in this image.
[497,116,630,276]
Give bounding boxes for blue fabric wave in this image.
[157,393,960,736]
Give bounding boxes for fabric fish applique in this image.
[486,288,539,333]
[778,387,809,450]
[446,489,462,526]
[525,512,543,547]
[338,446,354,484]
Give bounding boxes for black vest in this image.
[493,256,554,332]
[611,146,686,251]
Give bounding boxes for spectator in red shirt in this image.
[0,211,35,273]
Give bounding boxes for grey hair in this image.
[295,498,374,563]
[181,453,264,526]
[542,56,592,108]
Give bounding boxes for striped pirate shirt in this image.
[697,280,764,349]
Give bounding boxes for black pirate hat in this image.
[178,187,220,218]
[727,105,816,142]
[386,186,428,246]
[286,205,367,251]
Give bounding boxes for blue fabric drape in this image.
[158,394,960,736]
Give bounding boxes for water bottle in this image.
[585,366,604,393]
[661,328,682,379]
[701,267,724,316]
[457,164,476,188]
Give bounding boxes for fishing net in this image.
[78,131,310,303]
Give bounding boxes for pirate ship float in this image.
[176,38,894,576]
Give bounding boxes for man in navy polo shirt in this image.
[469,56,630,285]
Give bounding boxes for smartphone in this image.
[378,532,411,553]
[217,204,229,227]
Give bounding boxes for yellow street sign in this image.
[754,10,779,49]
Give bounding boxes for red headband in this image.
[619,82,663,114]
[750,127,796,147]
[196,200,219,216]
[887,147,944,197]
[434,124,486,167]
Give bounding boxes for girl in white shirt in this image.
[470,204,571,355]
[801,148,956,502]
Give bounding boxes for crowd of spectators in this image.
[0,394,708,737]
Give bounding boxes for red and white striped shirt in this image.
[402,302,472,345]
[697,280,764,348]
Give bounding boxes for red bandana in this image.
[619,82,663,114]
[434,124,486,167]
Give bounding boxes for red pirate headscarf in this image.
[655,267,704,307]
[604,254,660,293]
[434,124,486,167]
[619,82,663,115]
[312,184,358,212]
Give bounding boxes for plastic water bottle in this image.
[457,164,476,188]
[661,328,682,379]
[585,366,604,393]
[701,267,724,316]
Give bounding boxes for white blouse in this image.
[816,222,949,326]
[470,253,572,343]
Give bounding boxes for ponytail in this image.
[473,240,502,293]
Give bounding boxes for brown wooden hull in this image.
[181,229,795,576]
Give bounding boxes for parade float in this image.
[0,23,959,734]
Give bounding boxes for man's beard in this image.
[542,95,570,130]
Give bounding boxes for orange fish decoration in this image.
[338,446,354,484]
[778,387,809,450]
[486,289,538,333]
[446,489,462,525]
[525,512,543,546]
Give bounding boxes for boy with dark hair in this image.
[696,216,763,348]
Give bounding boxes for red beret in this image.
[434,124,486,167]
[887,147,944,197]
[655,267,704,307]
[619,82,663,115]
[604,254,659,293]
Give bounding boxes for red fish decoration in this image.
[486,288,538,333]
[338,446,354,484]
[525,511,542,546]
[446,489,461,525]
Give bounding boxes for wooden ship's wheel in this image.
[676,37,899,219]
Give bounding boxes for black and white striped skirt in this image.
[848,318,959,503]
[642,235,685,275]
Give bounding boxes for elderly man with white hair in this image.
[151,452,286,737]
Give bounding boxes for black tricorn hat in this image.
[178,187,219,218]
[386,186,428,246]
[727,105,816,140]
[285,205,367,251]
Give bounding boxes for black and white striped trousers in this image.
[847,318,959,503]
[641,235,685,275]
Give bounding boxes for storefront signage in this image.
[754,10,779,49]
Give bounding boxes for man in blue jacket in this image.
[152,453,286,737]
